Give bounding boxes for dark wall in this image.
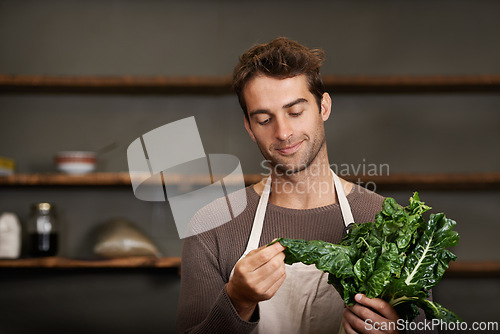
[2,0,500,76]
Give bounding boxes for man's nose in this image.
[274,118,293,141]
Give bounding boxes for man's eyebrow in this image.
[248,98,309,117]
[282,98,308,109]
[248,109,271,117]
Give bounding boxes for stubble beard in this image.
[258,131,327,176]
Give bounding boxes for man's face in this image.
[243,74,331,175]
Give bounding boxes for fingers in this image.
[343,294,400,334]
[244,241,285,271]
[343,308,364,334]
[242,243,286,296]
[353,294,399,321]
[229,240,286,305]
[262,265,287,297]
[249,257,286,299]
[345,305,384,333]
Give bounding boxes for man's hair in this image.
[232,37,326,120]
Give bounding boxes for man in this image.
[177,37,403,333]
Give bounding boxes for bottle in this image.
[0,212,22,258]
[28,203,59,257]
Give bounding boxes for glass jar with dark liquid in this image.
[28,203,59,257]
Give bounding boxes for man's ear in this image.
[244,116,256,142]
[320,92,332,121]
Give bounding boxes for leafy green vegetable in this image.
[272,193,461,323]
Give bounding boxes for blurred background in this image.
[0,0,499,333]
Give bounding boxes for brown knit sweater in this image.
[176,184,388,333]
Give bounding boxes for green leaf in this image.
[277,238,355,278]
[354,246,378,283]
[408,192,432,216]
[382,197,401,216]
[393,300,421,322]
[395,212,421,251]
[398,213,459,291]
[415,299,462,323]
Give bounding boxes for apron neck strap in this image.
[244,170,355,254]
[330,169,355,232]
[243,176,272,255]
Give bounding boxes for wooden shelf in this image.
[445,261,500,278]
[1,172,499,190]
[0,256,181,269]
[1,74,500,94]
[0,257,497,277]
[322,75,500,93]
[350,173,500,190]
[0,172,133,186]
[0,172,257,186]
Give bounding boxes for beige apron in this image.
[230,171,355,334]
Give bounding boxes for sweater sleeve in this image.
[176,233,258,333]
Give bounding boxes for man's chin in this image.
[273,162,309,175]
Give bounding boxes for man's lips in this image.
[276,141,303,155]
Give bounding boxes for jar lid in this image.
[32,203,52,213]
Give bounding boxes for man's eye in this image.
[289,111,303,117]
[258,118,271,125]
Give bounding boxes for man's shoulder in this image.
[348,183,385,217]
[349,182,384,198]
[191,186,256,221]
[187,185,257,237]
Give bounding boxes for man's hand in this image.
[343,294,400,334]
[226,241,286,321]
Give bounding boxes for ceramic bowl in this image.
[54,151,96,174]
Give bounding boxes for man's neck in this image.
[253,155,353,210]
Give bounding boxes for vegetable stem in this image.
[360,237,370,248]
[390,296,419,307]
